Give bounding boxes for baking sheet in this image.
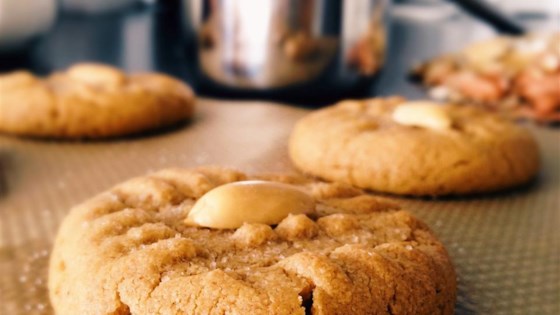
[0,98,559,315]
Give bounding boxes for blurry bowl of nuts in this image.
[183,0,390,104]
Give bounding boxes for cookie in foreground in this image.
[0,63,195,138]
[411,33,560,123]
[49,166,456,315]
[289,97,540,196]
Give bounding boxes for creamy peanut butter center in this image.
[185,181,315,229]
[392,101,452,130]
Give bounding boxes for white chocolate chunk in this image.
[392,101,452,130]
[185,181,315,229]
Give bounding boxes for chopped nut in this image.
[540,54,560,72]
[445,72,504,102]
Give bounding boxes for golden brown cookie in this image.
[289,97,540,196]
[0,63,195,138]
[49,166,456,315]
[412,33,560,123]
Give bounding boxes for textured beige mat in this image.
[0,99,558,314]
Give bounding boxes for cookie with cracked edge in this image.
[289,97,540,196]
[0,63,195,139]
[49,166,456,315]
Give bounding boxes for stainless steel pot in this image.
[183,0,390,102]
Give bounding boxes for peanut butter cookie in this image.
[0,63,195,138]
[289,97,540,196]
[49,166,456,315]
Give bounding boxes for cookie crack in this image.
[90,209,158,244]
[276,267,317,314]
[114,288,132,315]
[300,286,315,315]
[125,249,200,314]
[387,293,397,315]
[147,175,189,207]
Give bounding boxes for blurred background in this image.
[0,0,558,105]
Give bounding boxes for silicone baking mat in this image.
[0,99,558,314]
